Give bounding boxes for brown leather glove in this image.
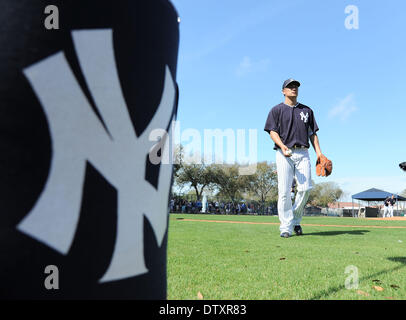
[316,154,333,177]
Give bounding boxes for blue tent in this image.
[351,188,406,217]
[352,188,406,201]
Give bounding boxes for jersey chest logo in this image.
[300,111,309,123]
[18,29,176,283]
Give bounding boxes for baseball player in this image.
[383,195,396,218]
[264,79,323,238]
[383,197,390,217]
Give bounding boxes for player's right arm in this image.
[270,131,291,157]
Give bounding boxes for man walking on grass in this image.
[264,79,324,238]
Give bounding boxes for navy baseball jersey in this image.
[264,103,319,150]
[385,197,396,206]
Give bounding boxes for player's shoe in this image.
[280,232,290,238]
[294,225,303,236]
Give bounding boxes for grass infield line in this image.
[175,218,406,229]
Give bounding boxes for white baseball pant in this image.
[276,148,312,235]
[388,205,394,217]
[383,206,389,217]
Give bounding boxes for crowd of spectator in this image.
[170,198,276,215]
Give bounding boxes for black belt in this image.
[291,145,308,149]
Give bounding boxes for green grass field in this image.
[167,214,406,300]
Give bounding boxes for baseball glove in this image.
[400,162,406,171]
[316,154,333,177]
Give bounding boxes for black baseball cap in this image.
[282,78,301,89]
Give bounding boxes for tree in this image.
[175,162,215,201]
[246,161,278,214]
[172,144,184,179]
[308,181,343,208]
[211,164,247,205]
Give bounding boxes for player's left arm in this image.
[310,133,322,158]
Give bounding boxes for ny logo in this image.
[300,111,309,123]
[18,29,176,282]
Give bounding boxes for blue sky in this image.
[170,0,406,201]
